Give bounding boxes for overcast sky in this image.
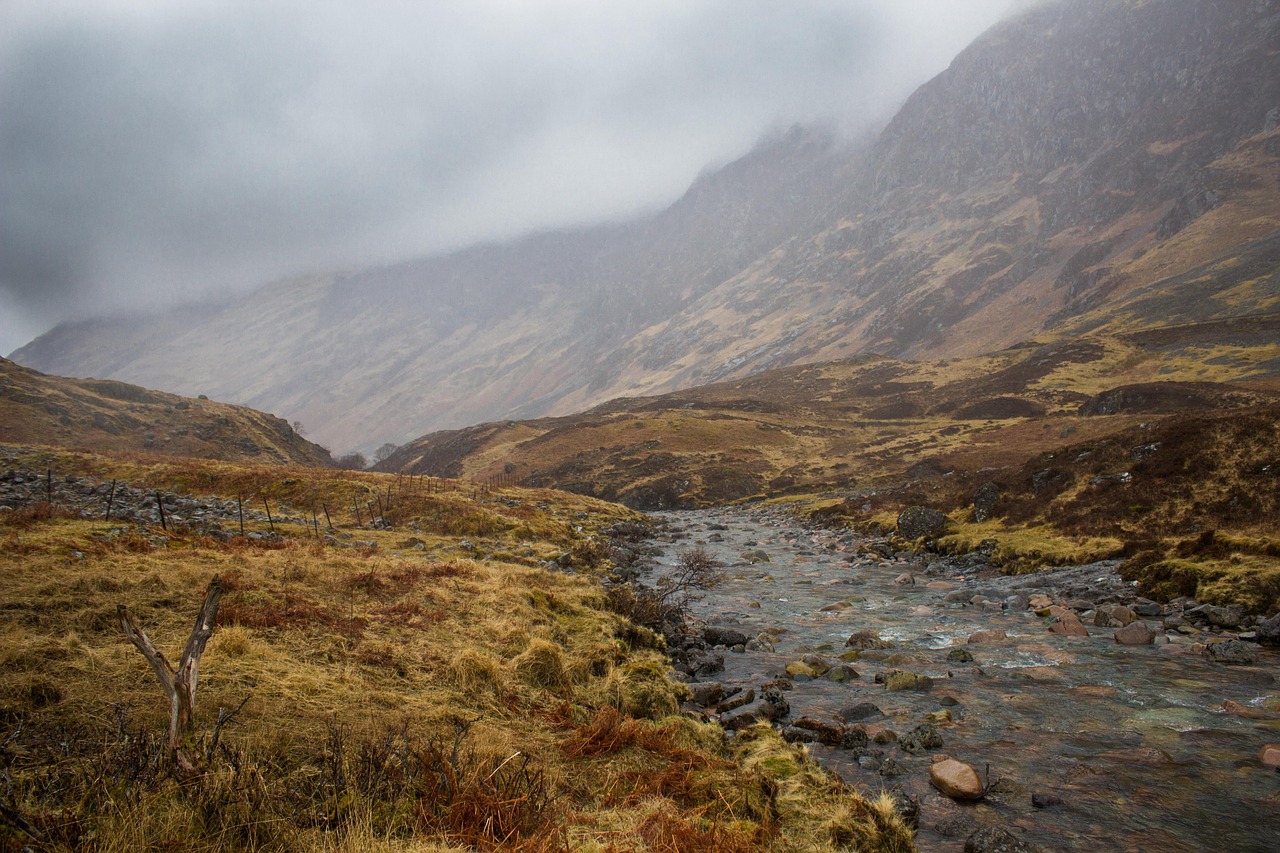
[0,0,1024,355]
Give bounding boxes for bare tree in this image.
[118,575,222,771]
[607,545,723,634]
[656,545,724,612]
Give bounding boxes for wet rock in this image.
[1188,603,1244,629]
[703,625,748,647]
[1031,792,1063,808]
[840,726,869,749]
[1256,612,1280,645]
[899,723,943,754]
[1219,700,1280,719]
[838,702,884,722]
[883,670,934,692]
[1113,622,1155,645]
[792,716,844,746]
[1132,601,1163,618]
[972,482,1001,522]
[896,506,952,540]
[967,629,1006,644]
[930,758,984,800]
[895,572,916,585]
[886,786,920,831]
[680,651,725,677]
[1048,613,1089,637]
[964,827,1043,853]
[877,756,906,778]
[1027,593,1053,610]
[719,699,779,730]
[760,685,789,718]
[716,688,755,713]
[781,725,818,744]
[845,628,894,650]
[947,648,975,663]
[1260,744,1280,768]
[937,815,979,838]
[1206,639,1257,665]
[784,661,816,679]
[800,654,831,676]
[826,664,859,682]
[688,681,723,707]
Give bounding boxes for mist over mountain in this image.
[13,0,1280,456]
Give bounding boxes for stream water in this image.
[646,507,1280,853]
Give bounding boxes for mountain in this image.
[0,357,334,466]
[13,0,1280,455]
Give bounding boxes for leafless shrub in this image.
[607,546,723,635]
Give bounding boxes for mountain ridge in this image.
[13,0,1280,455]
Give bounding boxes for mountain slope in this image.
[374,319,1280,508]
[0,357,334,466]
[14,0,1280,454]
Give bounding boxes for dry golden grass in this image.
[0,449,910,851]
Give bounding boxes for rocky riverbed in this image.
[645,507,1280,853]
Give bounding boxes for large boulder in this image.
[1206,639,1258,665]
[972,482,1001,522]
[1113,622,1155,645]
[896,506,952,540]
[703,625,749,647]
[1048,613,1089,637]
[930,758,985,800]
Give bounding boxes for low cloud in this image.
[0,0,1020,354]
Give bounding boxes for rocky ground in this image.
[0,450,350,547]
[630,506,1280,852]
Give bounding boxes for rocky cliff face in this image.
[14,0,1280,454]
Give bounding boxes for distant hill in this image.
[14,0,1280,454]
[373,317,1280,509]
[0,357,334,466]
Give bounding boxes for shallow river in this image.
[647,508,1280,853]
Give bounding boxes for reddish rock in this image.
[1113,621,1155,645]
[930,758,985,800]
[1048,613,1089,637]
[1027,593,1053,610]
[968,629,1007,644]
[1109,605,1138,626]
[1260,744,1280,768]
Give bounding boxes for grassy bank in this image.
[0,448,914,851]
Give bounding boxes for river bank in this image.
[644,506,1280,852]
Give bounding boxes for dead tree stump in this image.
[118,575,223,771]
